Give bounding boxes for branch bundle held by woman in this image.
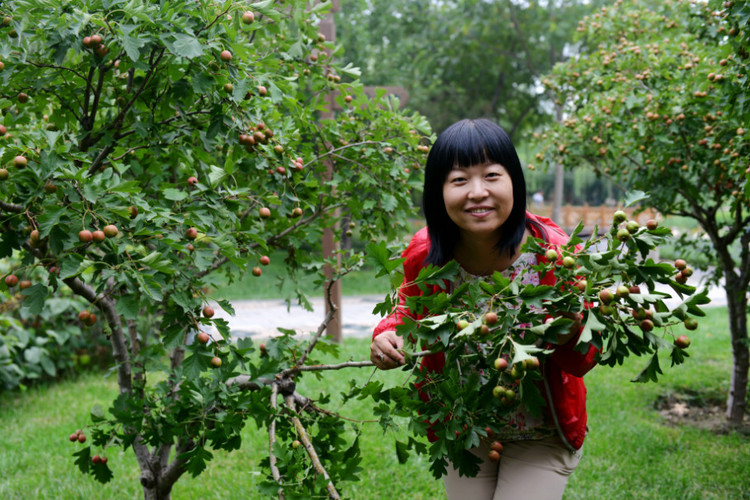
[370,118,598,500]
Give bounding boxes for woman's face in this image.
[442,162,514,240]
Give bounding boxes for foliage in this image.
[0,253,110,390]
[335,0,608,137]
[358,211,707,478]
[534,0,750,423]
[0,0,430,497]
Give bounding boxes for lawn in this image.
[0,307,747,500]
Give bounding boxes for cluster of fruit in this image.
[81,32,108,57]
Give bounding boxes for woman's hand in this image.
[370,330,405,370]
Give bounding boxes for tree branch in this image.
[284,395,341,500]
[0,200,24,213]
[269,384,285,500]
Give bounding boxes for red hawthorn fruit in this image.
[646,219,659,230]
[14,155,27,168]
[674,334,691,349]
[18,280,31,290]
[260,255,271,266]
[484,312,498,325]
[78,230,93,243]
[493,358,508,371]
[92,455,101,464]
[598,289,614,304]
[276,166,286,175]
[575,279,587,292]
[640,319,654,331]
[220,50,232,62]
[252,266,262,277]
[210,356,222,367]
[185,227,198,240]
[291,207,303,218]
[242,11,255,24]
[82,36,92,47]
[490,441,504,453]
[524,357,540,370]
[0,124,6,136]
[0,168,8,181]
[488,450,501,462]
[92,230,106,242]
[17,93,29,103]
[674,259,687,270]
[203,305,215,318]
[187,243,194,253]
[196,332,210,344]
[344,95,353,103]
[95,45,109,57]
[78,433,86,443]
[187,176,198,186]
[90,34,102,45]
[675,273,688,284]
[257,85,268,96]
[86,314,97,326]
[479,324,490,336]
[79,310,91,322]
[684,318,698,331]
[100,457,108,465]
[128,206,138,219]
[103,225,118,238]
[69,433,78,442]
[485,426,495,437]
[259,207,271,218]
[629,285,641,294]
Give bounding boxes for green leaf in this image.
[115,295,140,320]
[163,188,188,201]
[109,180,142,193]
[178,445,214,477]
[395,439,410,464]
[160,33,205,59]
[21,284,49,315]
[121,25,147,62]
[631,353,663,383]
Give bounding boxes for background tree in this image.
[536,0,750,425]
[0,0,429,498]
[335,0,607,139]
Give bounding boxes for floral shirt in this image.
[454,252,557,441]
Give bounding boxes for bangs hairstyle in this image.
[423,118,527,266]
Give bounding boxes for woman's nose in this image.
[467,179,488,199]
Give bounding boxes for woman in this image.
[370,119,598,500]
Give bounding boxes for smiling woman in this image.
[370,118,598,500]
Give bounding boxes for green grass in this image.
[1,308,748,499]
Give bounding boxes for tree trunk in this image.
[552,104,564,224]
[724,282,749,425]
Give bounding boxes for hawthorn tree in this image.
[0,0,429,498]
[536,0,750,424]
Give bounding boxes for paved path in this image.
[208,274,729,340]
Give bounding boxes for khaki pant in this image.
[442,436,583,500]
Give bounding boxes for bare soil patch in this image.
[654,390,750,435]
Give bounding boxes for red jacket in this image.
[373,212,598,450]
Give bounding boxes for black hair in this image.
[423,118,527,266]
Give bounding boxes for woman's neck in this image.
[453,228,530,276]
